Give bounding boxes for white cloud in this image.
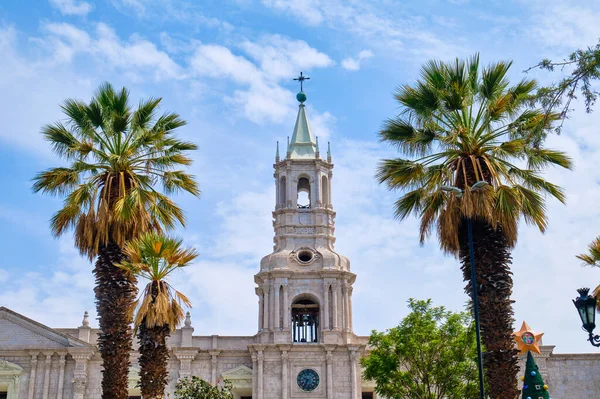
[528,4,600,49]
[189,35,334,124]
[40,22,185,80]
[260,0,465,60]
[49,0,92,16]
[341,49,373,71]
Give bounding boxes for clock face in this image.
[297,369,319,392]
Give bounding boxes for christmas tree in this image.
[521,351,550,399]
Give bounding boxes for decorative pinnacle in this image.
[327,141,331,162]
[81,311,89,328]
[184,311,192,327]
[578,287,591,298]
[276,141,280,162]
[316,136,320,158]
[286,136,291,158]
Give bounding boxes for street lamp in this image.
[441,181,489,399]
[572,287,600,347]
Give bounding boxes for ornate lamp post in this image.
[441,181,489,399]
[572,287,600,347]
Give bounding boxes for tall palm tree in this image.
[377,54,572,398]
[117,233,197,399]
[32,83,199,399]
[577,237,600,306]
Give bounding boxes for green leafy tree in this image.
[362,299,479,399]
[173,376,235,399]
[377,54,572,398]
[528,42,600,138]
[117,233,197,399]
[32,83,199,399]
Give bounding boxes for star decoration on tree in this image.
[513,321,544,354]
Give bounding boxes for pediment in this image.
[0,307,90,349]
[0,360,23,375]
[221,365,253,380]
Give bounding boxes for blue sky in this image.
[1,0,600,353]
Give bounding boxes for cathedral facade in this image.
[2,91,600,399]
[0,91,376,399]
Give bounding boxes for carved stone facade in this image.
[2,94,600,399]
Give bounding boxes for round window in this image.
[297,250,314,263]
[297,369,319,391]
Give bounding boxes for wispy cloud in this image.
[49,0,92,16]
[341,50,373,71]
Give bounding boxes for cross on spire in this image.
[293,71,310,91]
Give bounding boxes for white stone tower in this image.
[255,86,357,347]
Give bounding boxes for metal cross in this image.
[293,71,310,91]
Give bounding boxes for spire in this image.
[288,75,317,159]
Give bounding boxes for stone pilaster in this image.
[257,349,264,399]
[67,347,94,399]
[42,352,53,399]
[349,347,360,399]
[281,350,289,399]
[282,285,289,329]
[173,348,198,380]
[325,346,336,399]
[27,351,38,399]
[251,354,258,399]
[56,354,66,399]
[209,351,220,385]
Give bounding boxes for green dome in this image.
[296,91,307,103]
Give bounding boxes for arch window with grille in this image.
[292,298,319,343]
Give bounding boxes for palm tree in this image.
[377,54,572,398]
[32,83,199,399]
[117,233,197,399]
[577,237,600,306]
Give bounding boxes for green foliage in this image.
[529,41,600,137]
[173,376,234,399]
[377,54,572,254]
[361,299,479,399]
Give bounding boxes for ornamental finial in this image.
[184,311,192,327]
[293,72,310,103]
[81,311,89,328]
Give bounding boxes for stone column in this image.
[283,285,289,329]
[257,350,264,399]
[281,350,289,399]
[56,354,66,399]
[209,351,220,385]
[349,349,359,399]
[257,288,264,331]
[347,285,353,331]
[326,350,334,399]
[342,284,350,332]
[68,348,93,399]
[27,352,38,399]
[42,352,53,399]
[274,283,281,330]
[332,284,339,330]
[251,354,258,399]
[263,286,270,330]
[173,349,198,380]
[323,283,330,330]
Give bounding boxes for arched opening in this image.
[321,176,329,205]
[292,297,319,343]
[297,177,311,209]
[279,176,287,206]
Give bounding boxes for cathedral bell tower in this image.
[255,81,356,346]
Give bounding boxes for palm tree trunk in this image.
[138,321,170,399]
[459,219,519,399]
[94,241,137,399]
